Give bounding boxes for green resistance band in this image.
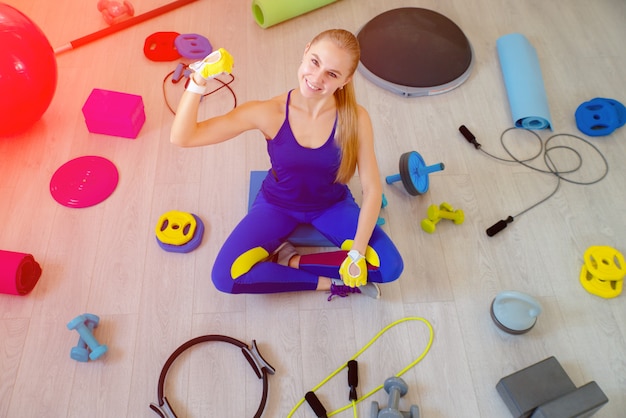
[288,316,435,417]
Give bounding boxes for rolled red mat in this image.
[0,250,42,295]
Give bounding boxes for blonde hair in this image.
[310,29,361,184]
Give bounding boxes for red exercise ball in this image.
[0,3,57,136]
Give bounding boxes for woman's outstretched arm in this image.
[170,73,277,147]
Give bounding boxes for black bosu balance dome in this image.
[357,8,474,97]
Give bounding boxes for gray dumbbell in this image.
[370,377,420,418]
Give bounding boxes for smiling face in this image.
[298,38,354,98]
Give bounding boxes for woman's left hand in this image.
[339,250,367,287]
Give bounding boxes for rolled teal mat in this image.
[251,0,339,28]
[497,33,553,130]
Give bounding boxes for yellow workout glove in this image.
[189,48,234,79]
[340,249,367,288]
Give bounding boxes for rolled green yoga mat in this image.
[252,0,339,28]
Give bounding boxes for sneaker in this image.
[265,241,299,266]
[359,282,382,299]
[276,241,298,266]
[327,282,381,301]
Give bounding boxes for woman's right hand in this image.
[190,71,208,87]
[189,48,234,79]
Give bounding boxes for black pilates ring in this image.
[149,335,276,418]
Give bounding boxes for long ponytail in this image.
[334,81,359,184]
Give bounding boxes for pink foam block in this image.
[82,88,145,138]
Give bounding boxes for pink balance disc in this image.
[50,156,119,208]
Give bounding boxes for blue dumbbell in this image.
[377,193,388,226]
[67,314,108,361]
[70,313,100,362]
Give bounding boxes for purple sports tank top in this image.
[261,90,349,211]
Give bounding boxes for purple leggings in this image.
[211,191,404,294]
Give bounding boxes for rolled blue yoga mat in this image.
[497,33,553,130]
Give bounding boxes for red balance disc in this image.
[50,156,119,208]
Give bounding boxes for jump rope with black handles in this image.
[459,125,609,236]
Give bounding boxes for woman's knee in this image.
[371,236,404,283]
[381,251,404,282]
[212,244,273,293]
[211,262,235,293]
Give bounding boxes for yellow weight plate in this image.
[583,246,625,281]
[155,210,197,246]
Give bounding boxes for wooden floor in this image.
[1,0,625,417]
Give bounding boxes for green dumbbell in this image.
[421,202,464,233]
